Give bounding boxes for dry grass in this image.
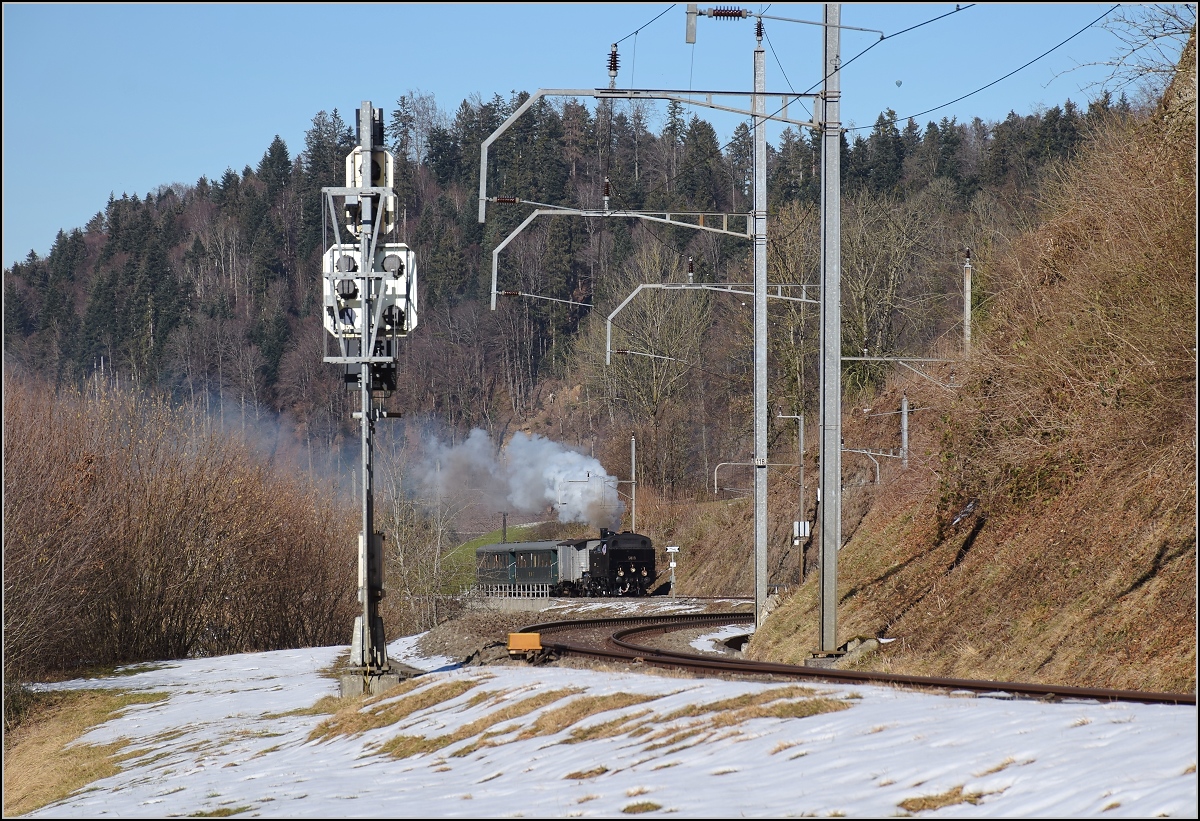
[659,686,821,721]
[307,678,478,742]
[897,785,983,813]
[645,686,849,742]
[806,34,1191,687]
[565,766,609,780]
[622,800,663,813]
[975,757,1016,776]
[519,693,662,740]
[2,688,167,817]
[190,807,253,817]
[644,727,708,752]
[747,85,1197,692]
[375,687,581,759]
[564,708,657,744]
[297,677,846,771]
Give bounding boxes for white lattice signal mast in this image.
[321,101,418,693]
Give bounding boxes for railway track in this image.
[512,612,1196,707]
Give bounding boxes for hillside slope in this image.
[748,32,1197,693]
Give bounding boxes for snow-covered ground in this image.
[20,621,1198,818]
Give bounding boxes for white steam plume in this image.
[411,429,625,531]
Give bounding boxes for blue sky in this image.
[1,3,1175,270]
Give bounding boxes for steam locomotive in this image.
[476,529,657,597]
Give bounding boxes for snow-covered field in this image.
[20,621,1198,818]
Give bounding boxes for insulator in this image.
[756,19,764,38]
[603,177,611,197]
[499,290,520,297]
[687,256,694,273]
[608,45,619,74]
[494,196,519,204]
[710,7,747,19]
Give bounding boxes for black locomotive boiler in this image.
[476,529,657,597]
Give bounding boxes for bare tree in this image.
[1076,4,1196,99]
[577,236,712,488]
[839,192,945,394]
[375,435,471,633]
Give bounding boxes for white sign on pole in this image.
[666,545,679,553]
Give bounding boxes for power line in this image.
[836,4,977,80]
[615,4,676,45]
[602,4,981,227]
[526,3,1094,281]
[845,4,1121,132]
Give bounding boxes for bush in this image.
[3,372,359,684]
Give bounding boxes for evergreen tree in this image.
[934,117,963,182]
[677,115,724,212]
[843,133,870,192]
[426,122,463,188]
[213,167,241,208]
[901,118,922,155]
[257,136,292,205]
[726,122,753,208]
[664,100,686,186]
[298,109,355,260]
[865,110,905,195]
[249,217,286,302]
[3,278,33,347]
[529,98,568,204]
[607,109,646,209]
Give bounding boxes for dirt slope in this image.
[748,33,1197,693]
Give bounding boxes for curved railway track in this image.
[512,612,1196,707]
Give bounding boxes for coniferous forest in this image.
[4,92,1124,480]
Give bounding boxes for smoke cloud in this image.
[411,429,625,531]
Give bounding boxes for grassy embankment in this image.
[749,33,1196,693]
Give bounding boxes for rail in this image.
[515,613,1197,706]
